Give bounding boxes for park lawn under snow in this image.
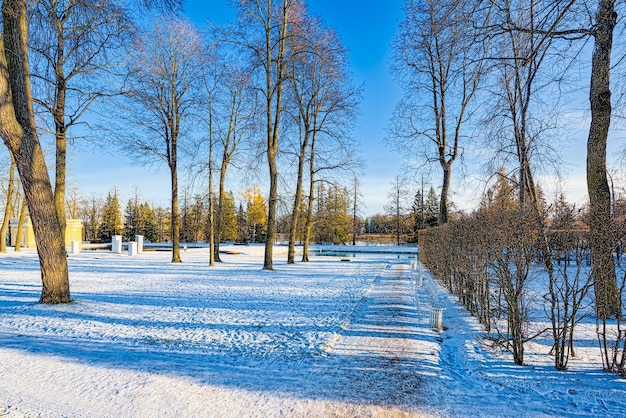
[0,244,625,417]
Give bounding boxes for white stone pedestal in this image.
[112,235,123,253]
[128,241,138,256]
[135,235,144,253]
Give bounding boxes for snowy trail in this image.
[312,263,427,413]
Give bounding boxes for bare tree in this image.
[285,14,355,263]
[29,0,129,240]
[385,175,409,246]
[390,0,485,224]
[202,39,255,263]
[233,0,302,269]
[587,0,620,318]
[486,0,620,318]
[0,0,70,303]
[122,18,203,263]
[0,0,181,303]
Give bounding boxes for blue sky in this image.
[183,0,407,215]
[68,0,406,216]
[66,0,598,217]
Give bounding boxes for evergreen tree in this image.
[123,199,138,241]
[219,191,238,242]
[424,186,440,227]
[181,195,207,242]
[411,190,425,239]
[236,203,248,243]
[140,203,159,243]
[98,190,123,242]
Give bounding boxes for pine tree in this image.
[236,203,248,243]
[424,187,440,227]
[219,191,238,241]
[98,191,123,242]
[123,199,137,241]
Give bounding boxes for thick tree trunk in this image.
[54,16,68,240]
[0,0,70,303]
[587,0,619,318]
[54,84,67,240]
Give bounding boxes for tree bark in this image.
[440,163,451,224]
[287,130,308,264]
[0,0,70,303]
[54,78,67,240]
[170,157,181,263]
[208,94,215,267]
[14,195,26,251]
[0,157,15,252]
[587,0,619,318]
[302,133,317,263]
[214,157,228,263]
[263,0,289,270]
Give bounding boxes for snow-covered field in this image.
[0,244,625,417]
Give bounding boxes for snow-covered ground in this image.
[0,244,625,417]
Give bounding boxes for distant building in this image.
[9,218,83,250]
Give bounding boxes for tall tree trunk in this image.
[352,177,358,246]
[0,0,69,303]
[440,163,451,224]
[54,83,67,241]
[214,159,228,263]
[287,130,308,264]
[14,195,26,251]
[0,157,15,252]
[208,95,215,267]
[170,158,181,263]
[265,146,278,269]
[302,134,317,263]
[263,0,290,270]
[587,0,619,318]
[54,18,67,241]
